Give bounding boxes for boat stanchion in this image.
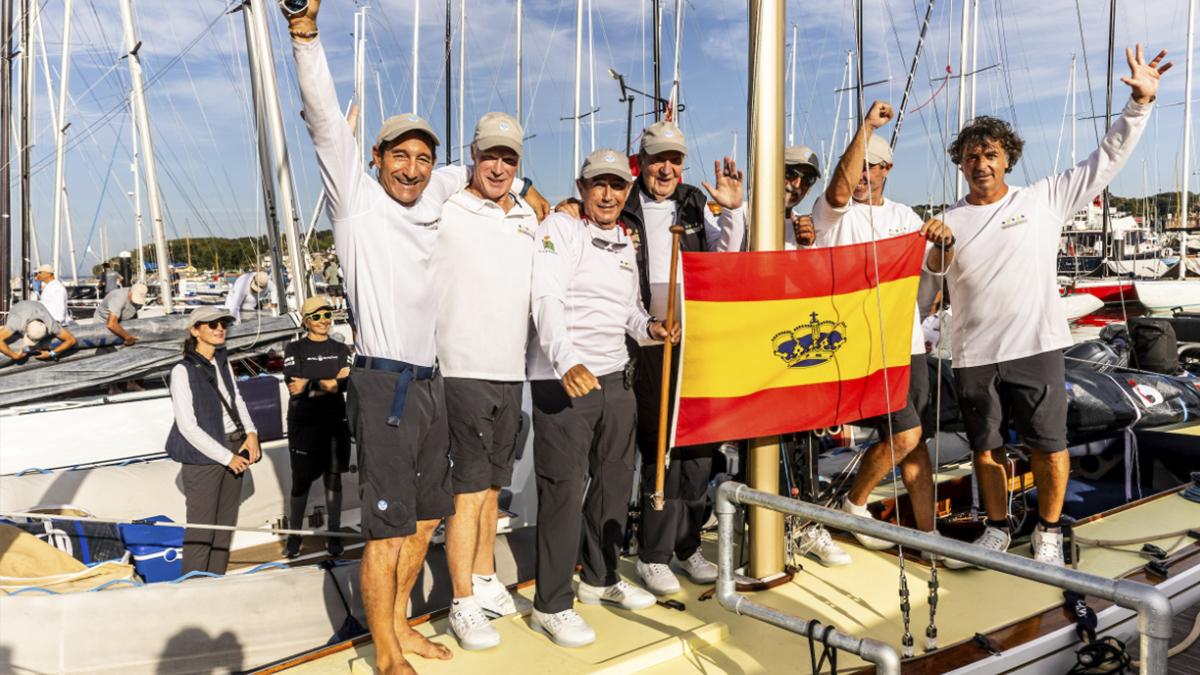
[925,565,939,652]
[652,224,686,512]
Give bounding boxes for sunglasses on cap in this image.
[306,310,334,321]
[199,318,234,330]
[785,167,818,187]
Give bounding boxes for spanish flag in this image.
[673,232,925,447]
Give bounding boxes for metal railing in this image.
[715,482,1174,675]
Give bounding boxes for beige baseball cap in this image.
[473,112,523,156]
[189,305,234,328]
[36,264,53,275]
[640,121,687,156]
[376,113,441,150]
[23,319,47,345]
[300,296,334,316]
[784,145,821,177]
[866,133,893,165]
[580,148,633,182]
[129,283,148,305]
[249,271,270,293]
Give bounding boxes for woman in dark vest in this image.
[167,306,260,575]
[281,296,352,559]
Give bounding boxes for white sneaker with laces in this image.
[841,496,896,550]
[1031,527,1065,567]
[531,608,596,648]
[636,560,681,595]
[673,550,718,584]
[447,598,501,651]
[473,574,531,617]
[795,524,852,567]
[942,526,1011,570]
[577,579,656,610]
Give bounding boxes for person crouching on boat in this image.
[281,296,353,560]
[0,299,78,364]
[166,306,261,576]
[783,145,821,250]
[95,282,150,394]
[935,46,1170,568]
[527,149,676,648]
[223,271,273,324]
[808,101,954,565]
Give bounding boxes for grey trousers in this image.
[531,373,637,614]
[181,462,243,575]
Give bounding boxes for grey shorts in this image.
[953,350,1069,454]
[347,366,455,539]
[444,378,523,494]
[864,354,929,437]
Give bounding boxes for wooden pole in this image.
[653,224,686,511]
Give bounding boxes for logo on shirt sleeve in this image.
[542,236,557,253]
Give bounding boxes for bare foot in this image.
[374,650,419,675]
[396,627,453,661]
[126,380,145,392]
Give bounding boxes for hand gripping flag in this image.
[672,232,925,446]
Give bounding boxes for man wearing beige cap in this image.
[526,148,674,648]
[0,300,77,363]
[223,271,275,324]
[783,145,822,249]
[95,283,148,346]
[437,111,539,651]
[809,100,954,567]
[34,264,70,325]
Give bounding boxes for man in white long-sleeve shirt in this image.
[223,271,273,324]
[286,2,472,672]
[527,149,674,649]
[938,45,1170,568]
[35,265,69,325]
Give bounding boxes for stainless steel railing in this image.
[715,481,1173,675]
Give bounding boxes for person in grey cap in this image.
[0,300,77,363]
[784,145,822,248]
[526,148,675,648]
[438,111,539,651]
[284,2,545,670]
[166,305,260,576]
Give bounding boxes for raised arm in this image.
[826,101,893,209]
[700,157,747,252]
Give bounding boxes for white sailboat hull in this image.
[1133,279,1200,313]
[1061,292,1104,320]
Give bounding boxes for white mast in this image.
[354,9,366,167]
[968,0,979,123]
[572,0,583,178]
[1182,0,1195,280]
[131,101,144,283]
[458,0,465,165]
[63,187,77,284]
[788,24,796,145]
[955,0,970,200]
[412,0,420,113]
[118,0,172,312]
[671,0,683,124]
[588,0,595,151]
[516,0,522,125]
[1071,54,1077,166]
[50,0,72,278]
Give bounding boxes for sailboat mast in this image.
[63,187,76,283]
[588,0,595,150]
[18,0,30,298]
[515,0,522,125]
[131,99,143,283]
[968,0,979,122]
[118,0,171,311]
[889,0,935,150]
[1071,54,1076,165]
[412,0,420,113]
[671,0,682,123]
[444,0,451,164]
[854,0,863,128]
[1182,0,1194,280]
[458,0,465,165]
[572,0,583,177]
[954,0,970,200]
[788,24,796,146]
[0,0,12,312]
[49,0,71,278]
[354,9,366,168]
[652,0,661,121]
[1102,0,1115,262]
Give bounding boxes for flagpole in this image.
[746,0,786,581]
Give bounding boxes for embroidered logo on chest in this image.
[414,218,441,230]
[618,259,634,274]
[1000,215,1029,230]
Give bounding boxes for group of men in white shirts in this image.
[284,1,1170,670]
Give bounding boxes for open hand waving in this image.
[1122,44,1173,105]
[701,157,744,211]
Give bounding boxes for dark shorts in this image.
[953,350,1069,454]
[289,421,351,489]
[347,366,455,539]
[444,378,523,494]
[864,354,929,437]
[327,284,343,297]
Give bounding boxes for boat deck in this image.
[272,488,1200,675]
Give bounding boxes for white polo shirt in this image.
[528,213,652,381]
[811,194,933,356]
[436,189,537,380]
[938,97,1153,369]
[39,278,69,325]
[294,36,469,367]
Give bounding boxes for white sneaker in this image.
[447,599,501,651]
[1032,527,1065,567]
[841,496,895,550]
[942,527,1011,570]
[636,560,681,595]
[795,524,852,567]
[531,608,596,648]
[577,579,656,610]
[473,575,531,617]
[672,550,718,584]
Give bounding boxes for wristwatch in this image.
[646,316,659,340]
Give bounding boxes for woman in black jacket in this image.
[167,306,261,575]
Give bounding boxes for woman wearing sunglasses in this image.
[166,306,261,575]
[281,296,353,558]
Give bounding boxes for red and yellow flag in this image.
[673,232,925,447]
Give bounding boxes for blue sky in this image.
[8,0,1192,276]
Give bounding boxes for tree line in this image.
[91,230,335,277]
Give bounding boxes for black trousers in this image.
[531,373,637,614]
[181,461,243,575]
[634,344,717,564]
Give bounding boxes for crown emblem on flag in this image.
[771,312,847,368]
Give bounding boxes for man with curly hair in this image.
[937,45,1171,568]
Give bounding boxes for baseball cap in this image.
[866,133,893,165]
[377,113,441,150]
[784,145,821,177]
[301,296,334,316]
[249,271,270,293]
[36,264,53,275]
[129,283,148,305]
[640,121,687,156]
[189,305,234,328]
[23,319,47,345]
[580,148,633,182]
[473,112,523,157]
